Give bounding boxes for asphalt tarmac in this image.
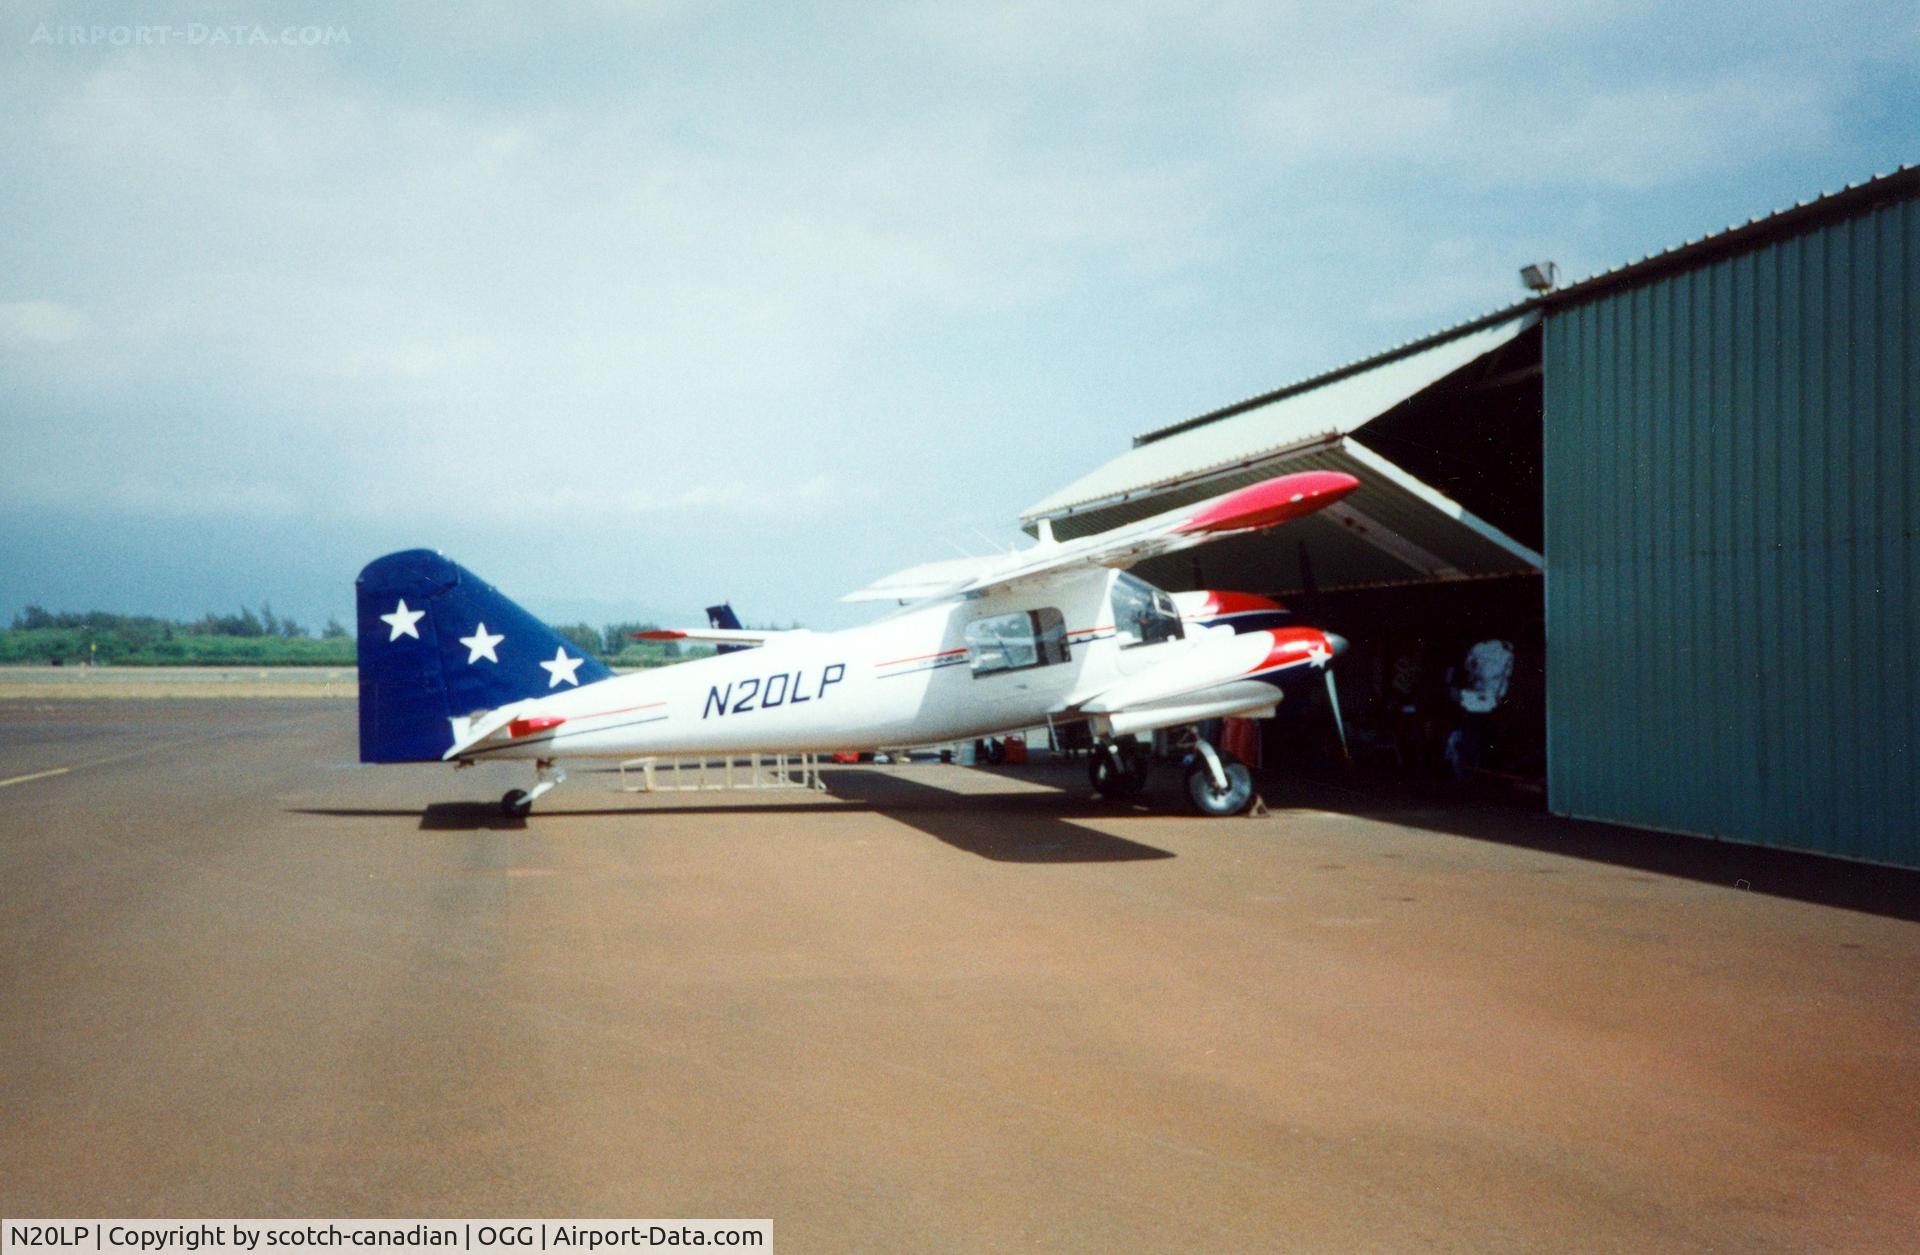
[2,700,1916,1251]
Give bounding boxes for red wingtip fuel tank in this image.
[1176,470,1359,534]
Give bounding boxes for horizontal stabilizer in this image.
[631,627,805,648]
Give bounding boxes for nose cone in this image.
[1324,632,1349,657]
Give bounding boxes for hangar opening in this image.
[1023,311,1551,788]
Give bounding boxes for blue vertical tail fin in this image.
[706,602,750,655]
[356,549,614,763]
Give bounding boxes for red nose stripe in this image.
[631,630,687,640]
[508,716,567,738]
[1179,470,1359,534]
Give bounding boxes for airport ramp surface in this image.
[2,699,1917,1252]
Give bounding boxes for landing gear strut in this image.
[500,759,566,818]
[1183,737,1253,816]
[1089,736,1151,801]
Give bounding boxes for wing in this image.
[844,469,1359,604]
[840,555,1005,604]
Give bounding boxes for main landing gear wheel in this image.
[500,789,533,819]
[1090,739,1151,801]
[1186,751,1253,816]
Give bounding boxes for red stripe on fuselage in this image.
[875,648,969,668]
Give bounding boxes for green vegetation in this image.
[2,605,355,666]
[0,606,739,668]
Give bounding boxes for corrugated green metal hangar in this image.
[1023,166,1917,869]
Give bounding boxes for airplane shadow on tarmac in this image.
[292,768,1178,863]
[813,768,1176,862]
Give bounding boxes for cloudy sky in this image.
[3,1,1916,631]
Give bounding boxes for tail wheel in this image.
[1089,740,1150,800]
[500,788,533,819]
[1186,753,1253,816]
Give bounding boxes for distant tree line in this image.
[3,603,353,666]
[3,606,787,668]
[11,603,351,640]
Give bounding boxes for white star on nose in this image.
[380,598,425,641]
[460,622,504,664]
[539,646,584,688]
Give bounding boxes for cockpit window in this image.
[966,608,1069,676]
[1112,573,1184,647]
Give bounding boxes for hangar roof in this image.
[1018,312,1543,593]
[1024,314,1532,523]
[1074,437,1543,597]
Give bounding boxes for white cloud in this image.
[12,475,303,520]
[1246,80,1460,163]
[2,1,1916,624]
[1538,72,1836,188]
[0,300,87,345]
[0,49,1233,536]
[1241,58,1842,191]
[305,475,847,529]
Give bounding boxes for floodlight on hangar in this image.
[1518,261,1559,293]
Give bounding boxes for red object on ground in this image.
[830,751,860,764]
[1221,717,1262,768]
[1004,735,1028,765]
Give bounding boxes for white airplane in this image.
[356,469,1358,818]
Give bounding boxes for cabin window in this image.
[1112,573,1184,647]
[966,608,1070,676]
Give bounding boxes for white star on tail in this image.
[540,646,584,688]
[460,622,504,664]
[380,599,425,641]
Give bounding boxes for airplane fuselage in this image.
[453,569,1324,763]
